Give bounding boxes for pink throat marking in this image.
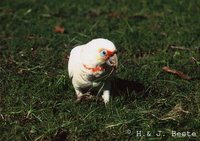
[83,64,104,72]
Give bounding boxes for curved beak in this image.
[106,53,118,69]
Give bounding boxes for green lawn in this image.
[1,0,200,140]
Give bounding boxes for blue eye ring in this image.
[100,50,107,57]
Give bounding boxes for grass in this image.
[0,0,200,140]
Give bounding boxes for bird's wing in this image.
[68,45,82,79]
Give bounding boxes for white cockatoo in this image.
[68,38,118,104]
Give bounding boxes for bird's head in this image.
[82,38,118,71]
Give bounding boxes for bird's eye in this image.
[100,50,107,57]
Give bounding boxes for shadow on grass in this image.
[73,77,148,104]
[111,77,147,100]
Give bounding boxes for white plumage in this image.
[68,38,118,104]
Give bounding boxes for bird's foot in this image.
[75,93,93,103]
